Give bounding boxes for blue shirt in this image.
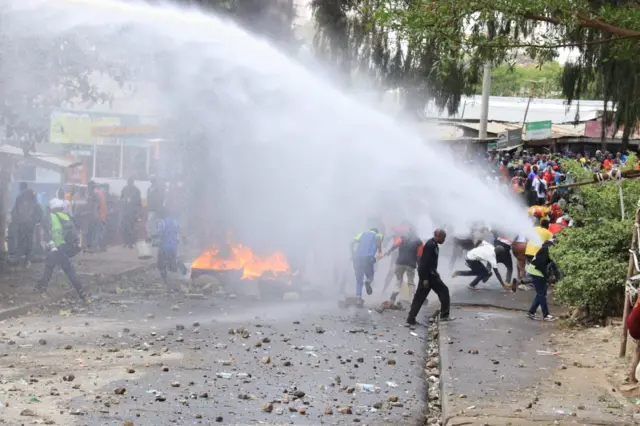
[354,230,382,258]
[157,218,179,253]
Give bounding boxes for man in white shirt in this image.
[452,241,507,289]
[532,170,548,206]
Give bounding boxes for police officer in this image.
[36,199,89,302]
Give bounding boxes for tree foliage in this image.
[482,62,564,98]
[369,0,640,147]
[311,0,478,115]
[552,218,631,318]
[551,157,640,317]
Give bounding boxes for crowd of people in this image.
[8,177,186,302]
[348,147,635,325]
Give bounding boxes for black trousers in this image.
[407,275,450,322]
[38,247,84,296]
[16,222,35,261]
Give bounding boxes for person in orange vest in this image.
[383,221,410,292]
[382,225,423,303]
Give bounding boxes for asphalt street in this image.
[0,292,434,426]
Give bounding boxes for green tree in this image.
[481,62,564,97]
[311,0,478,115]
[371,0,640,148]
[551,156,640,318]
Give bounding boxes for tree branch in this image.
[522,11,640,38]
[483,34,640,49]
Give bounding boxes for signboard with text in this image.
[584,120,619,138]
[49,111,121,145]
[496,128,522,150]
[525,120,552,140]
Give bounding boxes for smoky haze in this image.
[3,0,536,277]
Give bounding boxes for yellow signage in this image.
[49,111,121,145]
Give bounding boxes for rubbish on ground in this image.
[355,383,380,393]
[216,372,232,379]
[386,381,398,388]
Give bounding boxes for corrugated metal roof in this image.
[0,144,78,169]
[451,121,585,140]
[425,95,611,124]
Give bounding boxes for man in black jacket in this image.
[407,229,453,325]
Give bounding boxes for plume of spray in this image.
[2,0,538,275]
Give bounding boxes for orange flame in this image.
[191,239,292,281]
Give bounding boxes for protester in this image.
[11,182,42,268]
[525,219,553,262]
[383,222,410,292]
[407,229,452,325]
[85,181,103,252]
[350,227,383,299]
[452,240,508,290]
[449,227,476,270]
[526,240,556,321]
[383,225,423,303]
[146,177,165,244]
[155,207,187,285]
[120,177,142,248]
[55,188,72,215]
[36,199,89,302]
[532,170,548,206]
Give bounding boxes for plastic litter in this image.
[355,383,380,393]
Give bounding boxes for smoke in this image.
[2,0,536,272]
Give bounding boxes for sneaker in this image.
[440,316,455,322]
[526,312,539,320]
[405,319,417,327]
[364,280,373,296]
[390,292,399,303]
[543,315,556,322]
[511,278,518,293]
[467,284,478,290]
[482,271,493,283]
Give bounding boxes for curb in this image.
[450,301,570,317]
[0,263,155,322]
[437,316,454,426]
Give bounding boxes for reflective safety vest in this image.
[354,230,383,257]
[50,212,71,246]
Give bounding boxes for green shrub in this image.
[562,155,640,222]
[549,157,640,318]
[552,219,632,317]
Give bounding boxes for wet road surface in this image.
[0,295,431,425]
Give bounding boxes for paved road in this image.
[0,292,432,426]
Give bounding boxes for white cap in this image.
[49,198,64,210]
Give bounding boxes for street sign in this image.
[525,120,552,140]
[497,128,523,150]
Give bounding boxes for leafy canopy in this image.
[369,0,640,146]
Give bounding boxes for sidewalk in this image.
[0,246,156,317]
[437,302,639,425]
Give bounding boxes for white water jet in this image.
[2,0,537,264]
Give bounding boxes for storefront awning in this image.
[0,144,81,171]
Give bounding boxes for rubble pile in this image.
[425,318,442,426]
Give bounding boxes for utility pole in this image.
[479,63,492,139]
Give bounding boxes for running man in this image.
[351,227,383,299]
[452,240,508,290]
[383,225,423,303]
[407,229,452,325]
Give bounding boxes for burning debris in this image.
[191,237,294,282]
